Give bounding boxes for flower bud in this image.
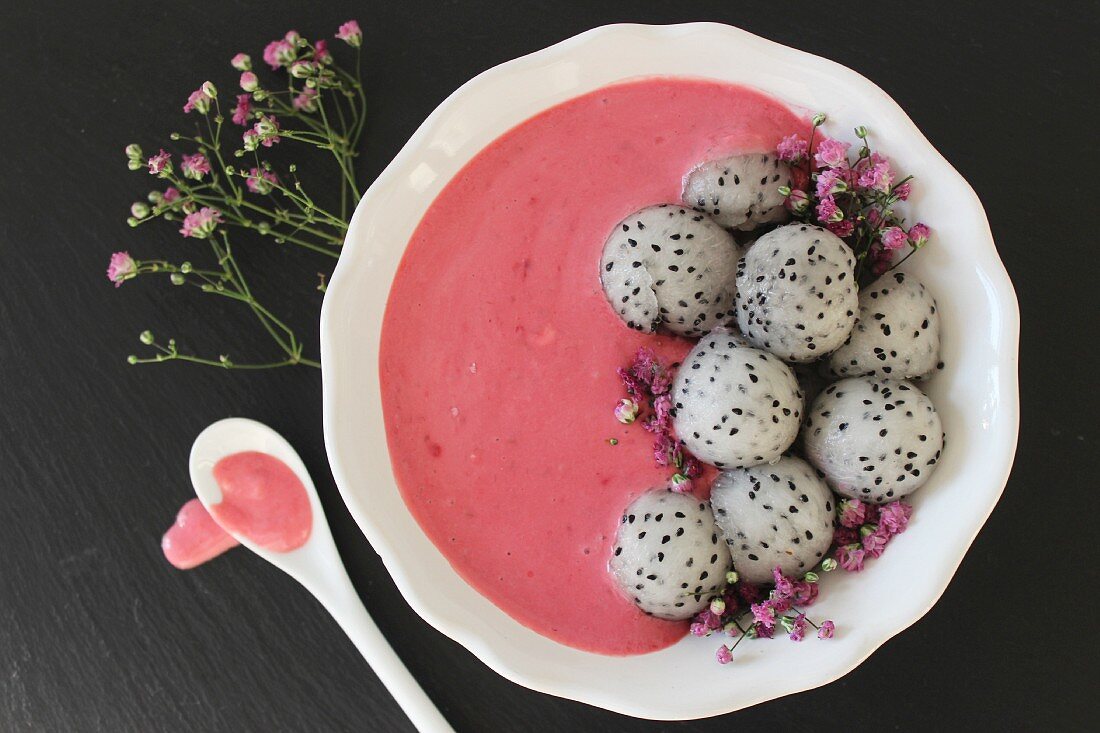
[201,81,217,98]
[230,53,252,71]
[125,143,143,160]
[821,558,838,572]
[803,572,819,583]
[219,354,232,366]
[127,355,138,365]
[147,190,164,204]
[614,398,639,424]
[127,159,144,171]
[725,570,739,585]
[240,71,259,92]
[811,112,827,126]
[854,125,868,139]
[777,185,792,197]
[709,598,726,616]
[139,330,154,345]
[180,262,192,273]
[126,217,139,227]
[284,29,302,46]
[289,60,314,78]
[859,523,877,538]
[170,273,185,285]
[130,201,150,219]
[257,221,271,234]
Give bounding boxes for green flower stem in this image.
[312,94,361,200]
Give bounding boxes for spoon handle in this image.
[308,570,456,733]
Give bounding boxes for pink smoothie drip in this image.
[162,451,312,569]
[162,498,239,570]
[380,78,806,655]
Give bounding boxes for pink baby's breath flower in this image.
[246,167,278,195]
[651,393,672,429]
[785,188,810,214]
[180,152,211,181]
[827,219,855,238]
[878,501,913,535]
[336,19,362,47]
[908,223,931,248]
[263,38,296,69]
[239,71,259,92]
[715,645,733,664]
[835,544,866,572]
[293,88,319,112]
[649,367,672,396]
[147,149,171,175]
[751,601,777,629]
[252,115,281,147]
[314,39,332,64]
[789,613,808,642]
[162,186,180,204]
[858,161,894,192]
[814,138,850,168]
[815,195,843,224]
[183,87,212,114]
[232,94,252,126]
[680,454,702,479]
[284,29,302,46]
[776,134,809,163]
[815,168,847,198]
[179,207,223,239]
[106,251,136,287]
[690,621,710,637]
[862,527,889,558]
[791,581,819,606]
[838,498,868,528]
[894,180,912,200]
[230,53,251,71]
[651,433,673,466]
[881,226,909,251]
[818,620,835,639]
[753,622,774,639]
[616,366,645,402]
[772,567,795,599]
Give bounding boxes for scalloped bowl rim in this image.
[321,22,1020,719]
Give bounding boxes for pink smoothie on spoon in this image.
[379,77,805,655]
[162,451,312,568]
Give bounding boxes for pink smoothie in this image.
[162,452,312,569]
[380,78,805,655]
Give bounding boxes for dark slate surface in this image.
[1,0,1096,730]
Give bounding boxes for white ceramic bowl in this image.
[321,22,1020,719]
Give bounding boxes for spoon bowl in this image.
[189,417,455,733]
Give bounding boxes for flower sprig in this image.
[692,567,835,665]
[109,21,365,370]
[615,348,703,492]
[776,114,930,286]
[831,498,913,572]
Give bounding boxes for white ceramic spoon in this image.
[189,417,455,733]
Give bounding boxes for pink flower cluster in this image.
[616,348,701,492]
[832,499,913,572]
[179,207,223,239]
[246,167,278,195]
[775,118,931,282]
[106,251,136,287]
[336,20,362,47]
[180,152,210,181]
[695,568,835,664]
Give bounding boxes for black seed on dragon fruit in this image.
[671,329,803,469]
[600,205,742,337]
[734,223,858,363]
[682,153,792,231]
[802,377,945,503]
[609,490,730,620]
[826,271,942,380]
[710,455,836,584]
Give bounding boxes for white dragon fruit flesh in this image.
[671,330,803,469]
[710,455,836,583]
[600,205,741,337]
[826,271,942,380]
[609,490,730,620]
[734,223,858,363]
[802,377,944,503]
[683,153,792,231]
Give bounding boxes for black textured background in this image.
[1,1,1097,730]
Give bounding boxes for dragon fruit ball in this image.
[671,330,803,469]
[710,455,836,583]
[683,152,792,231]
[600,205,742,337]
[609,490,730,620]
[734,223,858,363]
[802,377,944,503]
[826,271,942,379]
